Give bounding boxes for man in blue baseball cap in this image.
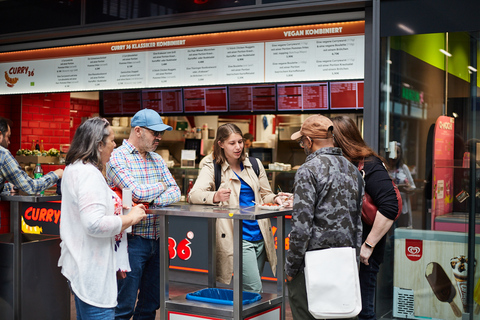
[106,108,180,320]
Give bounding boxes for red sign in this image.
[405,239,423,261]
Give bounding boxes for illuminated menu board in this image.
[184,86,228,113]
[329,81,364,109]
[142,88,183,114]
[102,90,142,115]
[102,91,123,115]
[277,82,328,111]
[229,84,276,112]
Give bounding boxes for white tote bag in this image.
[304,247,362,319]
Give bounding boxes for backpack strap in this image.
[249,157,260,177]
[213,157,260,191]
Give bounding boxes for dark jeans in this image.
[115,234,160,320]
[358,259,380,320]
[287,270,317,320]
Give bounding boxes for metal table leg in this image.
[277,215,286,320]
[233,219,243,320]
[11,200,21,320]
[159,215,168,320]
[207,218,216,288]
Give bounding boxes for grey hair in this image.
[65,117,110,171]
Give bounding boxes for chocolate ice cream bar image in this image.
[425,262,462,318]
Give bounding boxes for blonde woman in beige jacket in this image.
[188,123,291,293]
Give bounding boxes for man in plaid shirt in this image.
[106,109,180,320]
[0,117,62,194]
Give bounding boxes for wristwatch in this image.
[364,241,375,249]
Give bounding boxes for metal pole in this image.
[277,216,286,320]
[159,215,169,320]
[207,218,217,288]
[11,200,21,320]
[233,219,243,320]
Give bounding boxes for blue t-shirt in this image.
[234,167,263,242]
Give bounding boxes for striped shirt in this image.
[0,146,59,194]
[106,139,181,239]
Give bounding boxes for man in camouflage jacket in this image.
[285,115,364,320]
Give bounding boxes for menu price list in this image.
[229,84,276,112]
[184,86,228,113]
[143,89,183,114]
[330,81,364,109]
[277,82,328,111]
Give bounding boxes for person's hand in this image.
[128,204,147,225]
[275,192,293,207]
[214,188,231,203]
[286,275,293,282]
[54,168,64,179]
[360,243,374,265]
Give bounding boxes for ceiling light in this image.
[468,66,477,72]
[452,112,458,118]
[439,49,452,57]
[398,24,414,34]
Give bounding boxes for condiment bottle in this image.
[34,163,44,195]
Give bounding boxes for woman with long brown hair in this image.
[188,123,291,293]
[331,116,399,320]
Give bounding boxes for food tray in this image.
[186,288,261,306]
[257,204,282,211]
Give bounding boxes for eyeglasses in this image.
[298,134,334,147]
[142,127,164,137]
[298,136,310,148]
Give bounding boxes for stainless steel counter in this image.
[147,204,292,320]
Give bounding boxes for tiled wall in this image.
[0,93,99,233]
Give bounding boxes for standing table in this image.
[0,194,69,320]
[148,204,291,320]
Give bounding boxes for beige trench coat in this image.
[188,157,277,284]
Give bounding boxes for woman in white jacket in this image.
[58,118,146,320]
[188,123,291,293]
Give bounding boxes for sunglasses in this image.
[298,136,310,148]
[142,127,164,137]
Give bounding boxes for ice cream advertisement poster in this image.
[394,229,480,319]
[432,115,455,229]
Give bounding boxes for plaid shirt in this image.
[106,139,181,240]
[0,146,59,194]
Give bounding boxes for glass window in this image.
[0,0,81,34]
[379,31,479,320]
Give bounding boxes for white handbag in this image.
[304,247,362,319]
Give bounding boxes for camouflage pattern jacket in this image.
[285,147,364,278]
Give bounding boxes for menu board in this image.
[184,86,228,113]
[277,82,328,111]
[142,88,183,114]
[329,81,364,109]
[229,84,276,112]
[101,90,142,115]
[0,21,364,95]
[102,91,123,115]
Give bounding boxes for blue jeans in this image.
[74,293,115,320]
[115,234,160,320]
[358,259,380,320]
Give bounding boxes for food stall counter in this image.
[148,203,291,320]
[0,193,69,320]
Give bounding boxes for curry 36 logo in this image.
[4,71,19,87]
[4,66,35,88]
